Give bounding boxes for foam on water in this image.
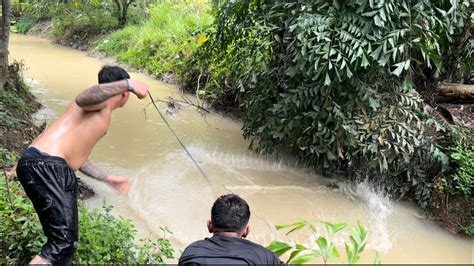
[338,181,394,252]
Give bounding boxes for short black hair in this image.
[98,65,130,84]
[211,194,250,232]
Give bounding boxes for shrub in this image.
[0,173,46,263]
[447,126,474,198]
[96,1,213,77]
[0,174,175,264]
[12,16,37,34]
[20,1,63,21]
[0,149,16,168]
[0,89,29,113]
[50,3,118,41]
[182,0,469,208]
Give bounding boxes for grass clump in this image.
[96,1,213,77]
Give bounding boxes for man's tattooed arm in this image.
[75,80,132,110]
[79,160,109,182]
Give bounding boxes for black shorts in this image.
[16,147,79,264]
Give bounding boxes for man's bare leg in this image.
[29,255,51,265]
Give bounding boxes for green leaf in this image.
[275,220,305,230]
[324,73,331,86]
[371,45,383,60]
[345,243,353,264]
[285,67,297,77]
[362,10,379,17]
[374,251,382,265]
[267,241,293,256]
[361,53,369,68]
[290,252,320,264]
[404,59,411,70]
[329,245,340,259]
[316,236,328,250]
[391,61,405,76]
[358,221,367,241]
[368,97,381,111]
[287,249,304,264]
[286,223,307,235]
[333,222,348,233]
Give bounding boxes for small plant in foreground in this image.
[267,219,380,265]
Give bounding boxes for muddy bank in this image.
[0,62,42,157]
[27,20,97,51]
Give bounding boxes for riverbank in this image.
[0,62,42,165]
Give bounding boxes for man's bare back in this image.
[31,79,148,170]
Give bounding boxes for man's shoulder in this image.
[182,238,210,252]
[238,239,283,264]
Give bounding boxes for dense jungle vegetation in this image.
[1,0,473,262]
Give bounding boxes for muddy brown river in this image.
[10,34,473,263]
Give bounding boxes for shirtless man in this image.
[16,66,149,264]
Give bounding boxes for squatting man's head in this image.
[207,194,251,238]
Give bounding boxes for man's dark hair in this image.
[98,65,130,84]
[211,194,250,232]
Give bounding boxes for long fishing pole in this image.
[147,91,212,186]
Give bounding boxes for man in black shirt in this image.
[179,194,283,265]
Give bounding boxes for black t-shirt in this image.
[179,235,284,265]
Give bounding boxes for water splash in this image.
[338,181,393,252]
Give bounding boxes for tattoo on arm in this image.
[75,80,128,107]
[79,160,109,182]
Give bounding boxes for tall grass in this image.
[96,1,213,77]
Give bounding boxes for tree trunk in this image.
[114,0,134,28]
[0,0,10,90]
[437,82,474,103]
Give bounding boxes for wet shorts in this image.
[16,147,78,264]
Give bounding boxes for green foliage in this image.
[0,111,21,129]
[183,0,469,207]
[75,203,136,263]
[447,126,474,198]
[0,175,175,264]
[0,77,32,130]
[0,149,16,168]
[11,17,37,34]
[462,221,474,236]
[50,2,118,41]
[0,89,29,113]
[135,226,175,264]
[96,1,213,77]
[18,0,63,21]
[0,175,47,263]
[459,36,473,83]
[267,219,377,265]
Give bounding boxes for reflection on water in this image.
[10,33,473,263]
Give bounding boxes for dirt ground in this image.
[0,64,42,157]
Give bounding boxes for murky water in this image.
[10,34,473,263]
